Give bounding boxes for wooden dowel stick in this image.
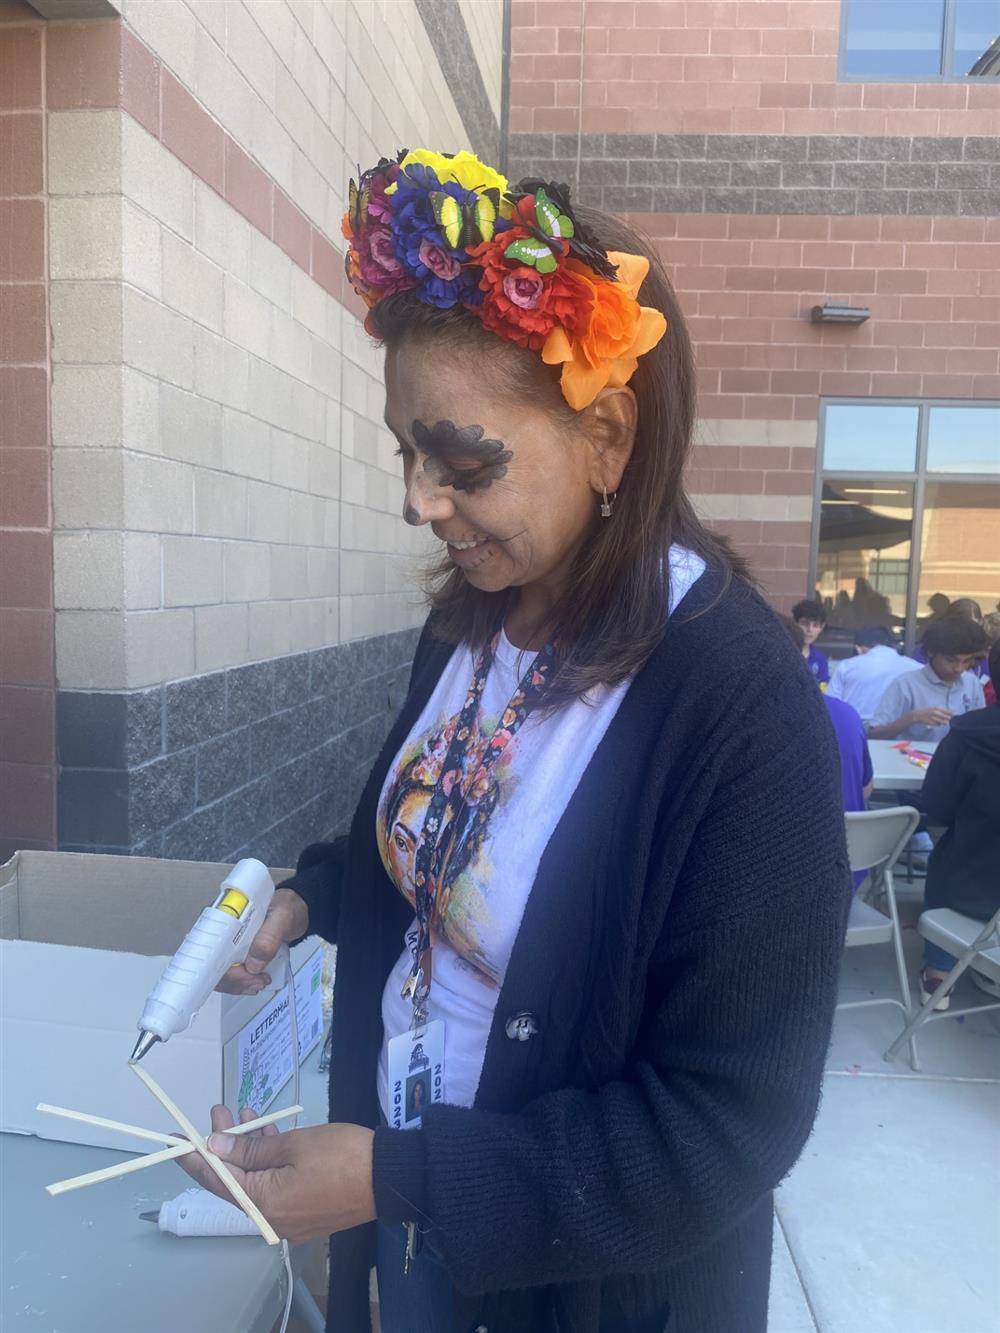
[130,1062,281,1246]
[37,1104,185,1148]
[47,1143,194,1195]
[43,1103,304,1197]
[226,1105,305,1135]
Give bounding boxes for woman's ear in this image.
[584,386,638,493]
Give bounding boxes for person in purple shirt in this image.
[782,617,873,887]
[792,599,830,685]
[824,694,874,815]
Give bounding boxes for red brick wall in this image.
[509,0,1000,610]
[511,0,1000,138]
[0,0,55,860]
[648,210,1000,422]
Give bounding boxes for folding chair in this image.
[837,806,921,1070]
[884,903,1000,1064]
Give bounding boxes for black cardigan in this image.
[921,702,1000,920]
[287,569,850,1333]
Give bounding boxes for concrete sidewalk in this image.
[771,908,1000,1332]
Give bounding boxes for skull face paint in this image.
[410,419,513,493]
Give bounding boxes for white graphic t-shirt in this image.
[376,548,705,1118]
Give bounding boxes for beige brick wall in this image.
[459,0,504,122]
[49,1,505,690]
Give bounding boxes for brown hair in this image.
[370,205,749,705]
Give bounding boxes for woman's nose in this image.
[403,467,454,527]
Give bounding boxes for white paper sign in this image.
[235,947,324,1112]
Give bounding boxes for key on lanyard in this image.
[404,1220,422,1275]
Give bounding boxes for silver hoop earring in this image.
[601,487,616,518]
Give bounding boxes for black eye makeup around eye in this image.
[410,418,513,493]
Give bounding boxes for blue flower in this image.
[389,164,483,309]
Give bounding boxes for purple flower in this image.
[353,223,413,300]
[368,227,403,276]
[503,270,544,309]
[419,237,461,281]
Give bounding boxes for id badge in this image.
[386,1020,445,1130]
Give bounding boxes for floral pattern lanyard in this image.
[402,630,559,1028]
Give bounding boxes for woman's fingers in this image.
[212,1104,237,1133]
[237,1105,281,1137]
[215,963,271,995]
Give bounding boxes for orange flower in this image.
[541,251,667,411]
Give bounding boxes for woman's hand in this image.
[215,887,309,995]
[177,1104,376,1245]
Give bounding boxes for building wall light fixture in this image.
[810,304,871,324]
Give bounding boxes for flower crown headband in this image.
[341,148,667,411]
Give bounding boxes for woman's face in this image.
[385,787,431,902]
[384,339,601,597]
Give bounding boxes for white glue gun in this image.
[131,858,275,1063]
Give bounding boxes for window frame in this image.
[811,397,1000,651]
[838,0,1000,82]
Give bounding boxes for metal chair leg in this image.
[884,916,1000,1062]
[881,868,920,1071]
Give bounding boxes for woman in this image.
[181,149,849,1332]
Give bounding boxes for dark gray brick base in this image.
[56,628,422,868]
[508,133,1000,216]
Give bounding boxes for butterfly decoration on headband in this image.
[511,179,620,282]
[502,188,574,274]
[347,175,371,234]
[430,187,500,249]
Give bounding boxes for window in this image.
[926,405,1000,474]
[841,0,1000,79]
[814,400,1000,652]
[918,483,1000,624]
[817,481,914,645]
[823,403,919,472]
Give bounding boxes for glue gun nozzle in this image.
[130,1030,160,1063]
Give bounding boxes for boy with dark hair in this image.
[869,617,988,743]
[791,598,829,685]
[918,637,1000,1009]
[827,625,922,722]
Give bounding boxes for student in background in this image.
[827,625,922,723]
[792,599,830,686]
[869,617,988,744]
[918,638,1000,1010]
[912,598,985,673]
[780,617,872,818]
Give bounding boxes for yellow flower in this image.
[396,149,513,217]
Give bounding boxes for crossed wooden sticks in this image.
[38,1062,302,1246]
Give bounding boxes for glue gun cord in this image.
[277,942,299,1333]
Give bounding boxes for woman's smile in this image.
[445,538,495,569]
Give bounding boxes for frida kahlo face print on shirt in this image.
[376,699,520,989]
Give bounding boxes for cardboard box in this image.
[0,851,323,1153]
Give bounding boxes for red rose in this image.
[467,231,593,350]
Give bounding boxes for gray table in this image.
[869,739,939,792]
[1,1047,329,1333]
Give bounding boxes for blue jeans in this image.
[923,940,956,972]
[375,1221,453,1333]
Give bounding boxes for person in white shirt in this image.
[827,625,922,722]
[869,617,988,743]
